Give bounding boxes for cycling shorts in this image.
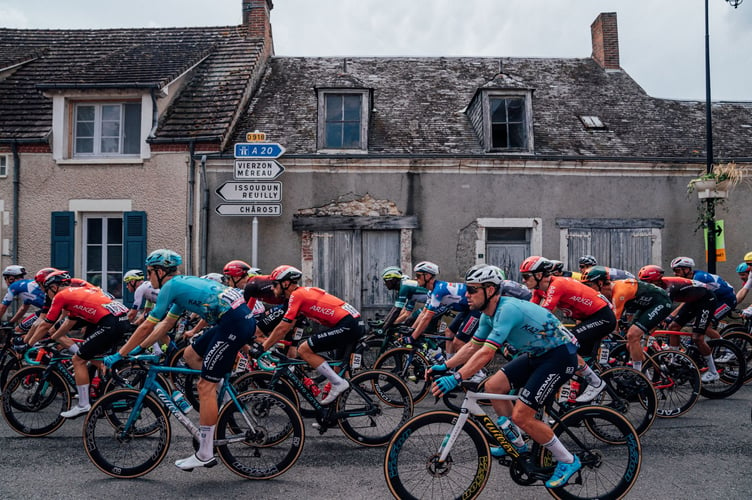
[191,305,256,383]
[18,311,40,333]
[77,314,133,361]
[306,315,365,360]
[674,294,716,334]
[501,343,578,411]
[571,306,617,358]
[631,300,672,335]
[450,309,482,343]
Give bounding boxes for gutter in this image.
[187,141,196,274]
[11,142,19,264]
[199,155,208,276]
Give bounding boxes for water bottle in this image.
[567,380,580,404]
[303,377,321,396]
[89,376,102,399]
[497,416,526,450]
[172,390,193,414]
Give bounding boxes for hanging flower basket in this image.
[687,162,743,199]
[693,179,729,199]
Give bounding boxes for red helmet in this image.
[519,256,552,274]
[43,270,71,290]
[35,267,59,286]
[638,265,664,283]
[270,265,302,282]
[223,260,252,278]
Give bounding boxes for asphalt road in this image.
[2,384,752,499]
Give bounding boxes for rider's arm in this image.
[263,319,293,350]
[117,317,157,355]
[49,317,77,340]
[8,303,30,324]
[410,308,436,341]
[454,344,496,381]
[137,315,178,349]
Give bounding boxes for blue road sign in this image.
[234,142,285,158]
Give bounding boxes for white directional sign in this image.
[215,203,282,216]
[216,182,282,202]
[234,160,285,180]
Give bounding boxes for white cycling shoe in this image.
[321,380,349,405]
[175,453,218,471]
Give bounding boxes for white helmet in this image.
[465,264,502,286]
[414,261,439,275]
[2,265,26,277]
[670,257,695,269]
[201,273,225,283]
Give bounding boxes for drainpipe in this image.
[199,155,208,275]
[187,141,196,274]
[11,142,19,264]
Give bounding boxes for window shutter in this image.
[122,211,147,306]
[50,211,74,271]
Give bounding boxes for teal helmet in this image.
[145,249,182,269]
[737,262,751,273]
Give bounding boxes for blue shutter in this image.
[50,211,74,271]
[122,211,147,306]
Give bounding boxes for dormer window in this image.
[74,102,141,156]
[317,89,369,151]
[489,95,529,151]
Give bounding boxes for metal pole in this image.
[705,0,717,273]
[252,216,259,267]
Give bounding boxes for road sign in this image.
[216,181,282,202]
[234,142,285,158]
[215,203,282,216]
[234,159,285,180]
[246,132,266,142]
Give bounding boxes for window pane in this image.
[76,106,94,121]
[87,218,102,243]
[101,105,120,121]
[123,103,141,154]
[343,95,361,121]
[507,99,524,122]
[107,218,123,244]
[508,123,526,148]
[101,138,119,153]
[106,273,123,299]
[107,246,122,271]
[76,121,94,137]
[490,98,507,122]
[86,273,102,288]
[342,123,360,148]
[101,120,120,137]
[75,138,93,153]
[325,123,342,148]
[491,123,508,148]
[325,95,342,121]
[87,246,102,272]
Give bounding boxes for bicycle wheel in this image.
[373,347,430,403]
[699,338,746,399]
[337,369,414,447]
[1,366,71,437]
[596,366,657,437]
[721,331,752,383]
[101,362,171,396]
[83,389,171,478]
[360,336,391,371]
[0,348,22,391]
[233,371,301,411]
[541,406,641,500]
[384,410,491,500]
[216,389,305,480]
[642,350,700,418]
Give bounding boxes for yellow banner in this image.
[704,219,726,262]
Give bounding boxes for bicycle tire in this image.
[597,366,657,437]
[698,338,746,399]
[337,369,414,447]
[233,370,302,414]
[718,323,749,336]
[373,347,430,404]
[1,366,71,437]
[360,336,391,371]
[101,363,171,396]
[383,410,491,500]
[642,350,700,418]
[720,331,752,384]
[542,406,641,500]
[0,348,22,391]
[83,389,171,478]
[216,389,305,480]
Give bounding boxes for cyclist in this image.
[25,270,132,418]
[520,257,615,402]
[380,266,428,331]
[670,256,737,322]
[258,265,365,405]
[123,269,158,324]
[106,249,256,471]
[735,259,752,305]
[0,265,46,324]
[583,267,672,371]
[638,264,721,382]
[429,264,581,488]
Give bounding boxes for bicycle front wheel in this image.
[373,347,430,403]
[384,410,491,500]
[337,369,414,447]
[216,389,305,480]
[597,366,657,437]
[542,406,641,500]
[700,338,746,399]
[83,389,171,478]
[721,331,752,383]
[642,350,700,418]
[2,366,71,437]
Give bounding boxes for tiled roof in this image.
[233,56,752,159]
[0,27,264,141]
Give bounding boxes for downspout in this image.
[199,155,208,275]
[187,141,195,274]
[11,142,19,264]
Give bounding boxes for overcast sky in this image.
[2,0,751,101]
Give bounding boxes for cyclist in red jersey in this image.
[259,265,365,405]
[26,271,132,418]
[520,256,616,402]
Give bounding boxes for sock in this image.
[543,435,574,464]
[77,385,90,407]
[197,425,215,460]
[579,365,601,387]
[68,343,80,355]
[316,361,345,386]
[631,360,642,372]
[704,355,718,373]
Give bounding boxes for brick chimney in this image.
[243,0,274,53]
[591,12,620,70]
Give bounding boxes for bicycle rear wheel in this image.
[337,369,414,447]
[721,331,752,383]
[373,347,430,403]
[542,406,641,500]
[216,389,305,480]
[0,347,22,391]
[642,350,700,418]
[83,389,171,478]
[597,366,657,437]
[2,366,71,437]
[699,338,746,399]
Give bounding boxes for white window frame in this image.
[73,101,140,157]
[0,154,7,177]
[484,91,534,153]
[82,213,125,299]
[317,89,369,152]
[474,217,542,261]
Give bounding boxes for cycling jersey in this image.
[425,280,469,313]
[500,280,533,301]
[147,275,244,325]
[244,275,286,311]
[611,279,671,320]
[1,279,45,308]
[393,279,428,311]
[692,270,736,305]
[131,281,159,311]
[283,286,360,326]
[46,286,129,324]
[537,276,611,320]
[605,267,636,280]
[660,277,712,303]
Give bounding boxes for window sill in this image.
[56,157,144,166]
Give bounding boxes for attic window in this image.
[317,89,369,152]
[579,115,607,130]
[479,91,533,153]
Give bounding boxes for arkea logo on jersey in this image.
[309,305,336,317]
[72,304,97,316]
[567,295,593,307]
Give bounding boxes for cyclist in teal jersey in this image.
[429,264,581,489]
[380,266,428,331]
[106,249,255,472]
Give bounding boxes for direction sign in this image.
[216,181,282,202]
[234,159,285,180]
[234,142,285,159]
[215,203,282,216]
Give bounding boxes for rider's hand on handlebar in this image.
[249,341,266,359]
[432,373,460,396]
[11,335,27,353]
[425,363,448,381]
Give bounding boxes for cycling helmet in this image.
[223,260,252,278]
[145,249,182,269]
[488,265,507,281]
[248,267,261,277]
[549,260,565,273]
[2,265,26,277]
[744,251,752,262]
[519,256,552,274]
[638,265,664,283]
[413,261,440,275]
[581,266,610,283]
[270,265,302,282]
[578,255,598,267]
[670,256,695,269]
[736,262,751,273]
[465,264,503,286]
[201,273,225,283]
[381,266,404,280]
[43,270,71,289]
[123,269,145,283]
[34,267,59,286]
